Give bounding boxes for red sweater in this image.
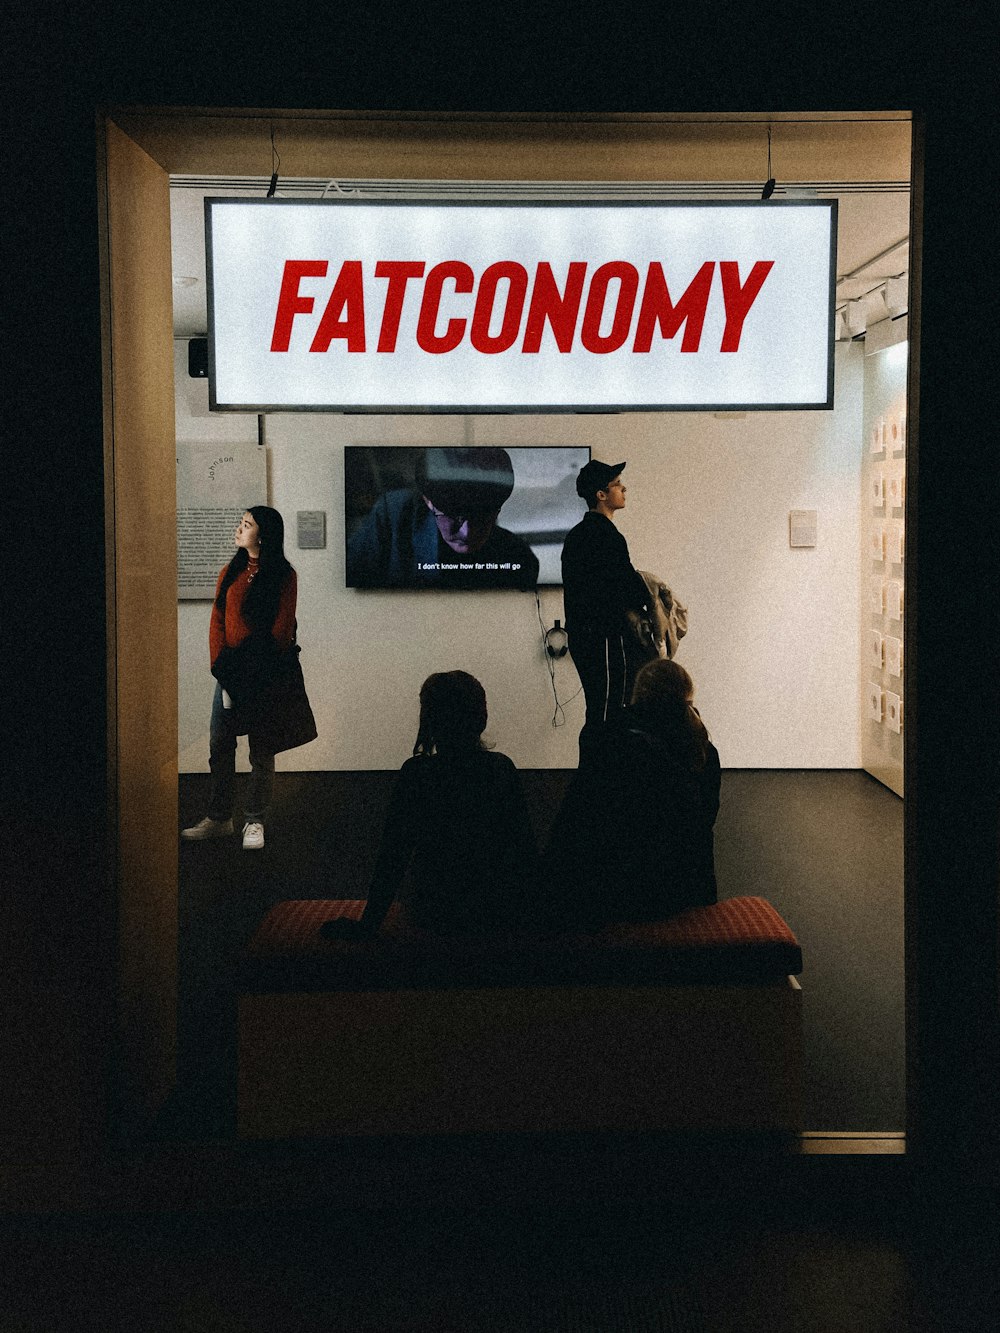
[209,560,297,666]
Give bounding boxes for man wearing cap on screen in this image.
[561,459,650,757]
[346,446,539,590]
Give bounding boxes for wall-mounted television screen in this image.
[345,445,591,589]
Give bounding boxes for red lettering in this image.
[719,260,774,352]
[308,261,366,352]
[270,260,328,352]
[416,262,474,354]
[268,256,775,360]
[522,262,587,353]
[470,262,528,353]
[633,262,715,353]
[580,263,639,354]
[374,261,425,352]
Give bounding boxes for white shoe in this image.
[181,816,234,841]
[242,821,265,851]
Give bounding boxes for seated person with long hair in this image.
[321,671,538,939]
[545,658,721,929]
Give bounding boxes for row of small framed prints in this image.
[870,630,903,676]
[871,413,905,455]
[870,576,904,619]
[871,522,904,563]
[867,683,903,732]
[870,465,905,509]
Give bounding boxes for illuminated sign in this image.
[206,199,837,412]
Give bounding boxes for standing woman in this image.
[182,506,302,851]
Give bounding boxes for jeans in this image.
[206,682,275,822]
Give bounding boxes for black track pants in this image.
[569,629,635,758]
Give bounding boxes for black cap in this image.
[576,459,626,499]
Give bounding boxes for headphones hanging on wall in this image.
[545,619,569,659]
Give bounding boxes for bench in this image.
[237,896,803,1139]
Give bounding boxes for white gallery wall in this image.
[176,339,864,772]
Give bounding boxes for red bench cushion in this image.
[239,896,802,992]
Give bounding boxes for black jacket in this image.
[544,702,721,928]
[560,510,649,634]
[361,748,539,935]
[212,633,317,755]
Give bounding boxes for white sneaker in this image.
[242,821,265,851]
[181,816,234,841]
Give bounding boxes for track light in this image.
[884,275,908,317]
[869,285,891,322]
[844,299,866,336]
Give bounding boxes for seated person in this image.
[346,446,540,590]
[543,658,721,930]
[321,671,539,939]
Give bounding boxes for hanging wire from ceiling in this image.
[761,126,776,200]
[266,124,280,198]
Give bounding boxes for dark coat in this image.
[212,633,317,755]
[361,748,539,935]
[560,509,649,634]
[544,702,720,929]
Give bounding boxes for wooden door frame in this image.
[99,106,995,1194]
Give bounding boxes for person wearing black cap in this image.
[560,458,650,756]
[346,446,540,590]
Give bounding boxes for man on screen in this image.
[347,447,540,590]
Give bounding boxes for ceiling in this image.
[170,176,909,342]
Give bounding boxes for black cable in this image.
[534,593,581,728]
[761,125,776,201]
[267,124,280,198]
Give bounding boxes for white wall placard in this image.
[176,442,267,599]
[869,575,885,614]
[788,509,818,547]
[296,510,327,549]
[870,469,885,508]
[206,198,837,412]
[886,522,905,564]
[867,682,883,722]
[888,411,906,452]
[870,524,885,561]
[886,465,905,508]
[869,630,884,670]
[884,635,903,677]
[885,578,903,621]
[885,690,902,733]
[870,418,885,455]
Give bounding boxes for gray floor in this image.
[174,768,904,1139]
[3,1189,996,1332]
[713,770,905,1131]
